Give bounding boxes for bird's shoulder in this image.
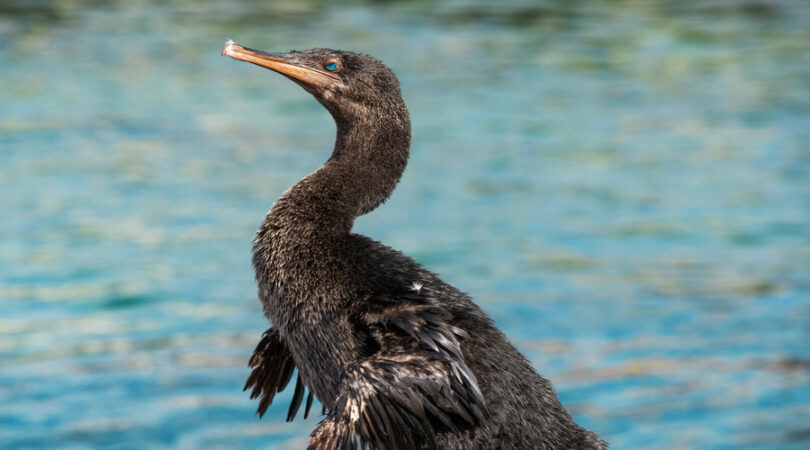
[342,232,491,332]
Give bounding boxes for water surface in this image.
[1,1,809,448]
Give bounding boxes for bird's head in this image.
[222,41,407,125]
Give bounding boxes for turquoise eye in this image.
[325,62,338,71]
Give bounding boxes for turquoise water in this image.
[2,1,809,448]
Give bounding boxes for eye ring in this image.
[324,59,340,72]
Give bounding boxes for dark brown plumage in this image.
[223,41,606,450]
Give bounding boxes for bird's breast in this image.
[286,307,362,404]
[253,233,367,405]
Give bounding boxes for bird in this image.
[222,40,607,450]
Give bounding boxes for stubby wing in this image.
[308,290,487,450]
[244,328,315,420]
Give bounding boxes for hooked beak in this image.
[222,40,342,89]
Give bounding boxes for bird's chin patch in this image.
[321,89,336,102]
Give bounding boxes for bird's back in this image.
[351,237,606,449]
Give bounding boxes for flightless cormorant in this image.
[222,40,606,450]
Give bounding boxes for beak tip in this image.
[222,39,237,57]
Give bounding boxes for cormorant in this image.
[222,40,606,450]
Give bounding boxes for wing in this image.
[244,328,316,421]
[308,288,487,450]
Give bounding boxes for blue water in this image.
[1,1,809,448]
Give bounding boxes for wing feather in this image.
[304,390,315,419]
[308,286,487,450]
[244,328,317,420]
[287,375,306,421]
[309,353,485,450]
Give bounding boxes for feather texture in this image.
[243,328,315,421]
[308,289,487,450]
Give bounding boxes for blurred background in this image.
[1,0,809,448]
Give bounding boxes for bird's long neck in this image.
[267,105,411,235]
